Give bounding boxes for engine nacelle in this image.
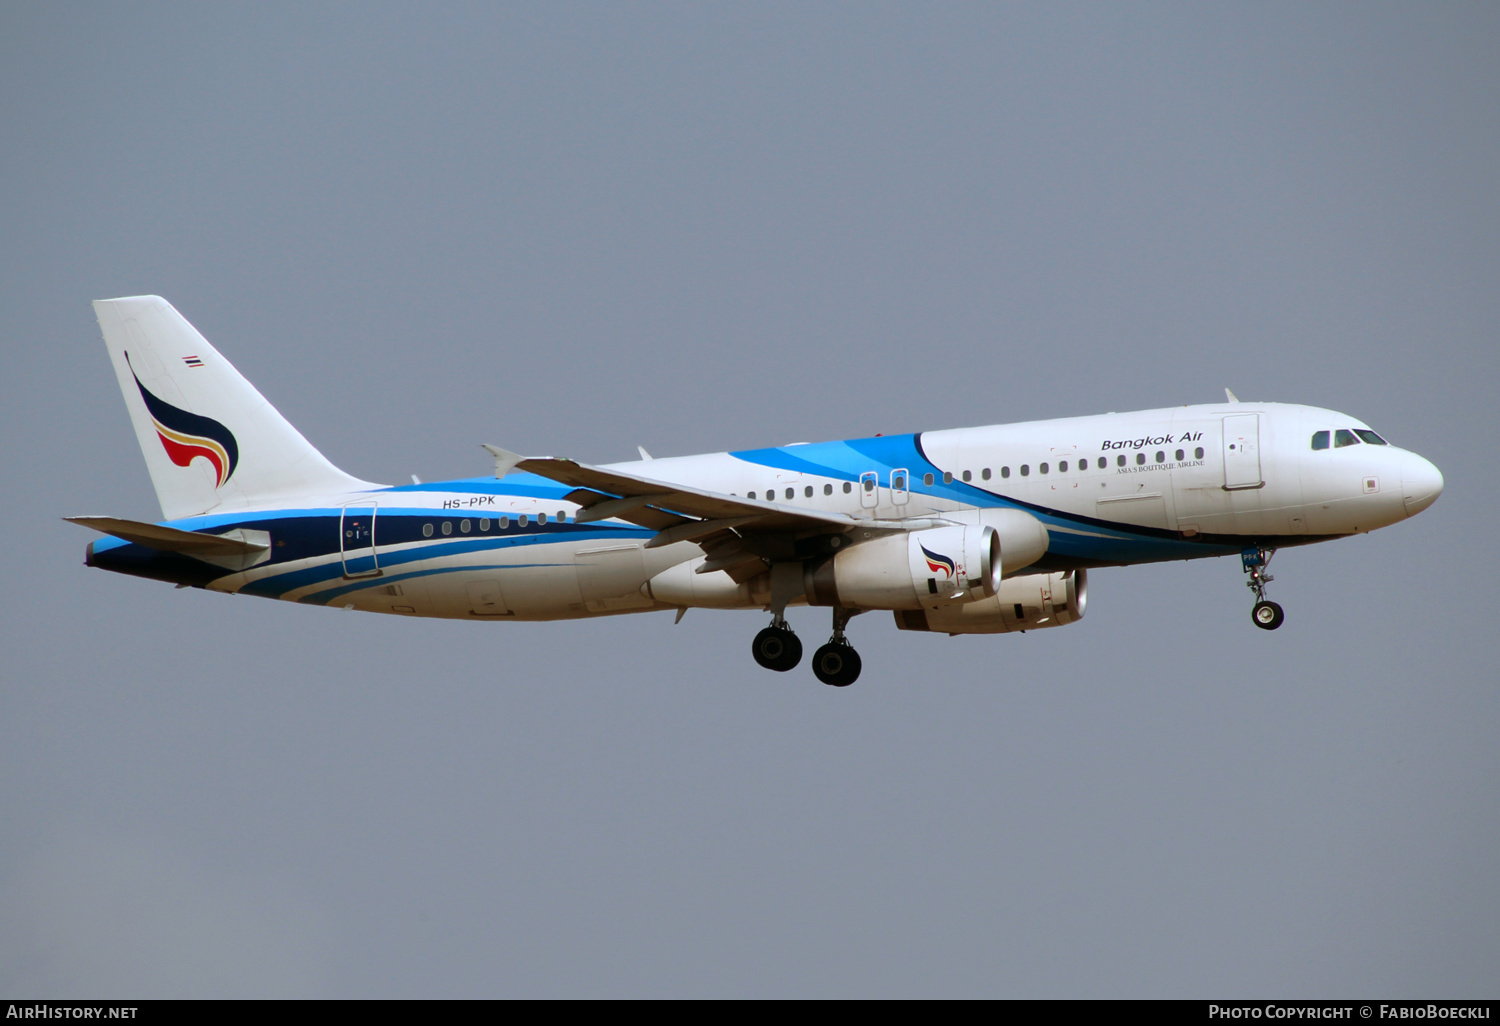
[893,569,1087,634]
[805,524,999,611]
[977,508,1049,575]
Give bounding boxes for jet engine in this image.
[802,508,1051,612]
[804,524,998,610]
[893,569,1087,634]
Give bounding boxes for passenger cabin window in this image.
[982,468,991,480]
[823,483,832,495]
[962,470,972,482]
[1117,455,1126,467]
[1175,449,1184,461]
[923,473,934,486]
[1155,451,1165,463]
[785,488,794,500]
[1335,429,1361,448]
[748,491,756,500]
[1039,463,1049,474]
[842,482,852,494]
[1355,429,1388,445]
[1136,453,1145,465]
[1194,448,1204,459]
[1059,460,1068,472]
[804,486,813,498]
[498,516,510,528]
[1311,431,1330,450]
[1098,457,1107,469]
[1020,465,1030,477]
[1000,467,1010,479]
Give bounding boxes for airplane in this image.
[70,296,1444,687]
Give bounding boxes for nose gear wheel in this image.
[1252,600,1285,630]
[1242,546,1285,630]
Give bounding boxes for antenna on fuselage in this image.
[1224,388,1240,403]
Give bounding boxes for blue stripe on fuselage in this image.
[731,433,1001,505]
[731,435,1245,564]
[87,445,1254,596]
[237,525,651,600]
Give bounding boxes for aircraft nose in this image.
[1402,454,1444,517]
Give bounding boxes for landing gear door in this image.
[340,503,381,578]
[1222,414,1263,490]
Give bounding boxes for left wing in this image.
[483,445,936,580]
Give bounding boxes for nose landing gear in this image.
[1242,546,1284,630]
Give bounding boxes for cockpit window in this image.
[1354,429,1387,445]
[1334,429,1361,448]
[1311,431,1330,450]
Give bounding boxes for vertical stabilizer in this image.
[93,296,378,520]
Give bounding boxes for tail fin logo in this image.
[125,352,239,488]
[920,542,956,579]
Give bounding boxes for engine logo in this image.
[920,542,956,579]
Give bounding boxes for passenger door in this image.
[1222,414,1263,490]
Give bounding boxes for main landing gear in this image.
[811,607,862,688]
[751,608,863,686]
[752,617,802,672]
[1242,546,1285,631]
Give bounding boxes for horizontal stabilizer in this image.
[66,516,271,571]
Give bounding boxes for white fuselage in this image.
[89,401,1441,623]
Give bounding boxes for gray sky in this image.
[2,2,1496,998]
